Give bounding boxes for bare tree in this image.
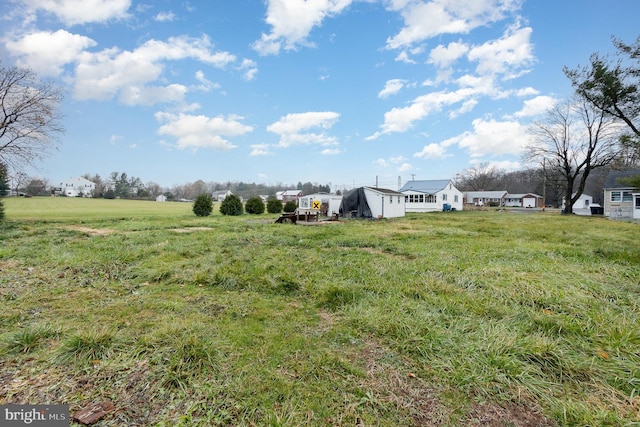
[455,163,505,191]
[525,98,623,214]
[0,63,64,170]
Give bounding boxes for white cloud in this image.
[154,11,176,22]
[385,0,521,49]
[74,35,236,104]
[267,111,338,134]
[268,112,341,147]
[119,84,187,106]
[194,70,220,92]
[367,87,479,139]
[449,118,532,157]
[398,162,412,172]
[155,112,253,150]
[513,95,557,118]
[395,51,416,64]
[470,159,521,170]
[378,79,406,98]
[428,41,469,68]
[321,148,341,155]
[5,29,96,76]
[468,25,534,78]
[239,59,258,81]
[375,156,412,173]
[250,144,273,156]
[21,0,131,25]
[413,142,450,159]
[252,0,353,55]
[375,158,389,168]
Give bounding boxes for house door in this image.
[634,194,640,219]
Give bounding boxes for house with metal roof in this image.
[463,190,508,207]
[398,179,463,212]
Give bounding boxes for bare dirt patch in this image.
[463,401,555,426]
[356,339,450,426]
[170,227,215,233]
[68,226,115,236]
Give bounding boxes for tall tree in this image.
[525,99,622,214]
[0,63,64,170]
[565,36,640,154]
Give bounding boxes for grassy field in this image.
[1,197,639,426]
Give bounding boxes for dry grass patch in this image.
[67,226,115,236]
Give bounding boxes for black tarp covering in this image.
[339,187,372,218]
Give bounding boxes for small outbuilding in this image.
[339,187,405,219]
[299,193,343,217]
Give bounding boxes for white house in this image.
[464,191,508,207]
[277,190,303,202]
[59,177,95,197]
[298,193,343,217]
[603,169,639,218]
[399,180,463,212]
[633,193,640,219]
[561,193,600,215]
[212,190,232,201]
[156,194,167,202]
[505,193,544,208]
[339,187,405,219]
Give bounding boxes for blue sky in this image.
[2,0,639,191]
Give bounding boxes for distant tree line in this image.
[9,171,335,202]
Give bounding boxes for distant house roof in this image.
[465,190,508,199]
[282,190,302,196]
[61,176,95,187]
[507,193,542,199]
[364,186,403,195]
[398,179,451,194]
[603,169,640,189]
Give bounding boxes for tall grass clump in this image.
[2,324,59,354]
[55,329,117,364]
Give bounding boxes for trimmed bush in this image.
[220,194,243,216]
[283,200,297,213]
[193,193,213,217]
[267,198,283,214]
[245,196,265,214]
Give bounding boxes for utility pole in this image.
[542,158,547,211]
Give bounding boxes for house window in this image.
[398,196,401,203]
[442,194,448,201]
[610,191,632,202]
[635,197,640,209]
[454,195,459,203]
[390,196,393,204]
[426,195,436,203]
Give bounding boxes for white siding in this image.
[363,188,405,218]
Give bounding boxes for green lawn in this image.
[1,197,639,426]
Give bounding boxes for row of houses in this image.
[57,170,640,220]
